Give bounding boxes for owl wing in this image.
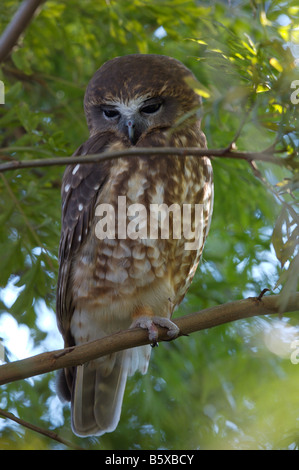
[56,131,123,347]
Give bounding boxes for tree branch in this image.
[0,146,296,173]
[0,293,298,386]
[0,0,45,63]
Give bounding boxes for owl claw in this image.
[131,316,180,345]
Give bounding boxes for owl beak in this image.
[126,119,135,144]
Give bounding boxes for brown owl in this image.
[56,54,213,436]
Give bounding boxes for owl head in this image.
[83,54,202,144]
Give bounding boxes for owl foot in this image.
[131,316,180,345]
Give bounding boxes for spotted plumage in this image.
[56,54,213,436]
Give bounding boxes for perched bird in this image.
[56,54,213,436]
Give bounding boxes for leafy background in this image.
[0,0,298,450]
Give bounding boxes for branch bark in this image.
[0,293,298,386]
[0,0,45,63]
[0,146,296,173]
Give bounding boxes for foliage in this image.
[0,0,298,450]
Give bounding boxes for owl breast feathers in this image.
[56,54,213,437]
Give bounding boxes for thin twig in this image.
[0,173,54,270]
[225,101,255,151]
[0,408,84,450]
[248,160,299,225]
[0,146,295,173]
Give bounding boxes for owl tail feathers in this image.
[71,345,151,437]
[71,353,127,437]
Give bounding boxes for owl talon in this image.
[131,316,180,343]
[154,317,180,339]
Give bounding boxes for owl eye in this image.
[102,107,120,119]
[140,101,163,115]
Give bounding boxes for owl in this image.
[56,54,213,437]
